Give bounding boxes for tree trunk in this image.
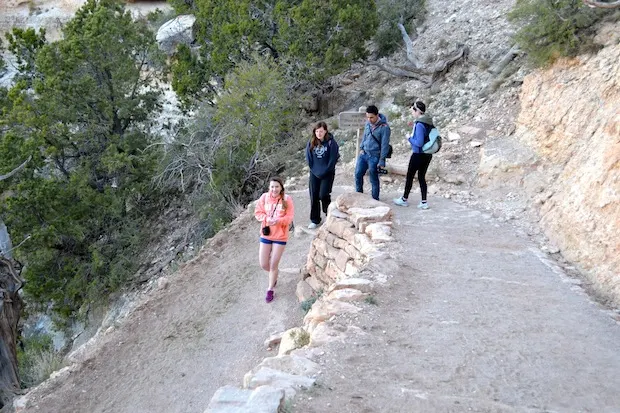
[385,163,408,176]
[367,61,432,83]
[398,23,421,70]
[489,45,520,75]
[0,257,23,409]
[0,159,30,408]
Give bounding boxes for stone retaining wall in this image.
[302,192,393,293]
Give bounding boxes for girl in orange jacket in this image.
[254,176,295,303]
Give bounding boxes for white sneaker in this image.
[308,222,318,229]
[393,197,409,207]
[417,202,429,210]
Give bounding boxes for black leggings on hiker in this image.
[403,153,432,200]
[309,171,335,224]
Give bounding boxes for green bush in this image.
[509,0,608,66]
[289,329,310,348]
[158,55,302,241]
[172,0,378,102]
[364,295,378,305]
[300,296,317,313]
[300,288,324,314]
[0,0,167,320]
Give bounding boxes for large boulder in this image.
[156,15,196,55]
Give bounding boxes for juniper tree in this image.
[0,0,167,318]
[170,0,378,103]
[509,0,607,66]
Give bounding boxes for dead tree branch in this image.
[427,44,470,82]
[367,61,432,83]
[489,45,521,75]
[0,156,31,182]
[583,0,620,8]
[397,23,421,69]
[372,23,469,85]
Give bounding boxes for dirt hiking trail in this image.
[19,182,620,413]
[22,187,322,413]
[293,193,620,413]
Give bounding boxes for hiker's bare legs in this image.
[259,242,272,273]
[268,244,286,290]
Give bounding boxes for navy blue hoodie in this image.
[305,133,340,179]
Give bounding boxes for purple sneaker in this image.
[265,290,274,303]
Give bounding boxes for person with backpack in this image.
[305,122,340,229]
[393,101,434,209]
[254,176,295,303]
[355,105,391,201]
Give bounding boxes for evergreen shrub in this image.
[509,0,610,66]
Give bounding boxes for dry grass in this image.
[20,347,65,388]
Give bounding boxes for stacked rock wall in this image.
[303,193,393,292]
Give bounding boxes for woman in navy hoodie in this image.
[305,122,339,229]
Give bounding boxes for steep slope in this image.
[327,13,619,308]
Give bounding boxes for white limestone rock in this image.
[156,15,196,55]
[205,385,284,413]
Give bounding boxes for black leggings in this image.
[403,153,432,201]
[309,171,335,224]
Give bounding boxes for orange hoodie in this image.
[254,193,295,242]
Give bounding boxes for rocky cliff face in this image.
[514,23,619,303]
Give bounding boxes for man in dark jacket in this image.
[355,105,391,200]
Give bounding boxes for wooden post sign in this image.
[338,110,367,157]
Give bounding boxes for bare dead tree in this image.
[0,159,30,409]
[151,129,217,193]
[583,0,620,8]
[369,23,469,85]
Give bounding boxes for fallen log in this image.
[385,163,408,176]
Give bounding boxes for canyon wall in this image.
[514,24,619,303]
